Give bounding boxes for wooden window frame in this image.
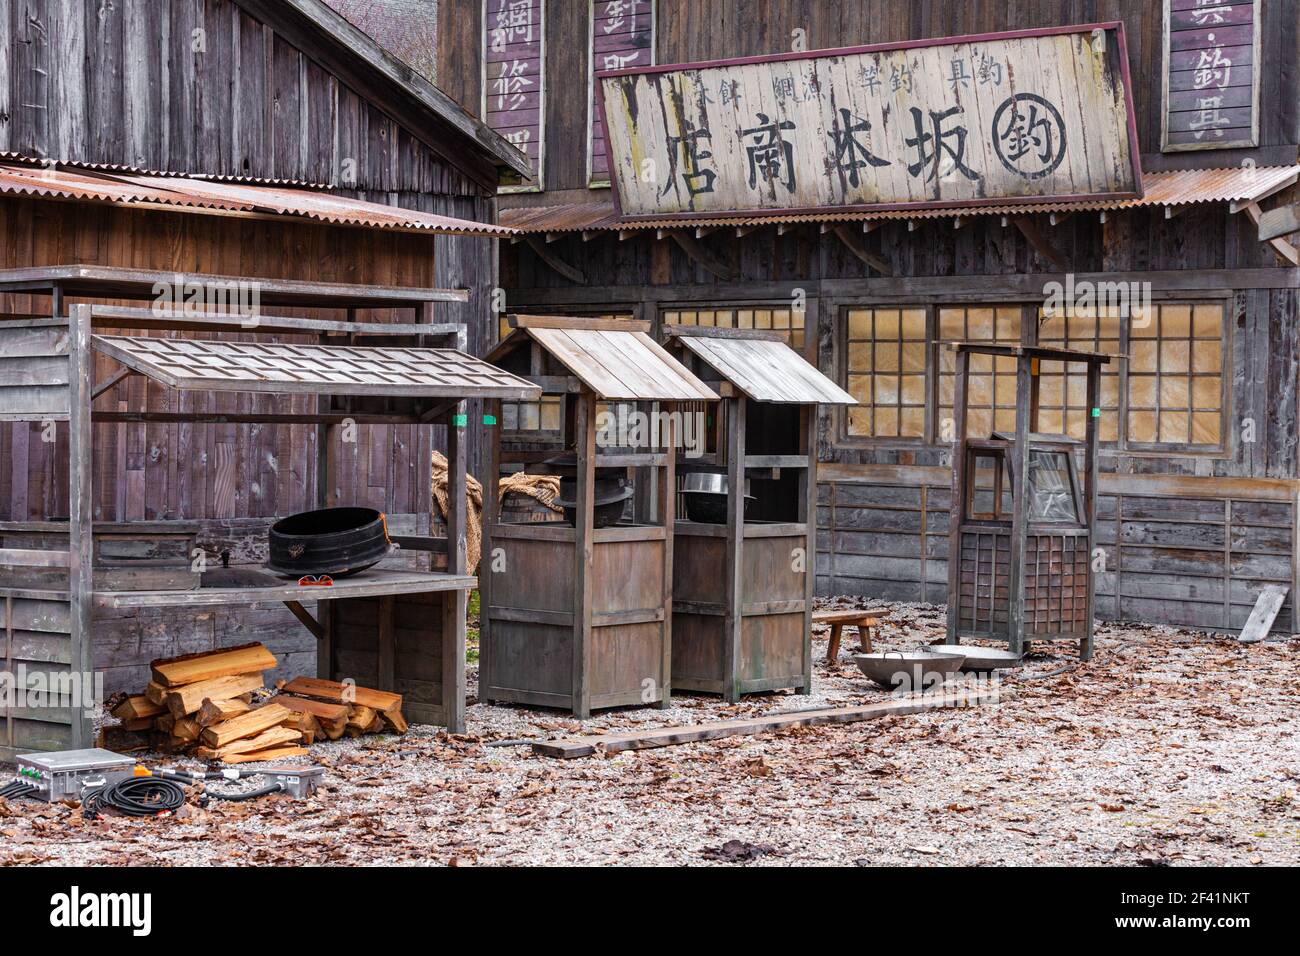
[832,297,1231,456]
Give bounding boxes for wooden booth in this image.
[480,315,718,717]
[945,343,1110,659]
[664,327,856,700]
[0,267,540,758]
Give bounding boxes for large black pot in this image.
[268,507,391,578]
[555,476,633,528]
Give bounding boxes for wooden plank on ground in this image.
[1239,584,1289,643]
[532,692,1002,758]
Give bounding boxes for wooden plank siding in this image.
[474,0,1300,635]
[0,0,508,695]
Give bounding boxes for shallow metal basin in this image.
[852,651,965,691]
[928,644,1022,672]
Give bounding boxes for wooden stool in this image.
[814,610,878,663]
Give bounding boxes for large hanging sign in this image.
[483,0,546,192]
[1160,0,1260,151]
[596,23,1142,220]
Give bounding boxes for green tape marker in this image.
[1091,407,1101,418]
[452,413,468,427]
[483,414,498,426]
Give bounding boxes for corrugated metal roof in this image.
[92,335,541,400]
[674,333,857,405]
[0,161,517,238]
[499,324,719,401]
[502,166,1300,234]
[0,152,332,188]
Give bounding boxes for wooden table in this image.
[815,610,878,663]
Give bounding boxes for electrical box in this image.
[13,749,136,802]
[259,765,323,799]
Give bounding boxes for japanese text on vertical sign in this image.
[1162,0,1259,151]
[483,0,545,189]
[589,0,655,186]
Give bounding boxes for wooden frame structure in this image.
[945,343,1110,659]
[480,314,717,717]
[665,326,855,700]
[0,267,540,760]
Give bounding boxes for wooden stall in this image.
[945,343,1110,658]
[0,270,540,759]
[480,315,717,717]
[664,326,856,699]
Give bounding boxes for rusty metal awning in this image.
[91,336,541,399]
[671,331,856,405]
[501,166,1300,235]
[0,161,518,238]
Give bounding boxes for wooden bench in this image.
[814,610,879,663]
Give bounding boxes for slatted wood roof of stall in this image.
[491,317,718,402]
[669,329,856,405]
[91,336,541,399]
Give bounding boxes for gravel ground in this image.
[3,599,1299,866]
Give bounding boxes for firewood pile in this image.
[108,642,407,764]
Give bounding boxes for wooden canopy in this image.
[668,328,856,405]
[92,335,541,399]
[492,316,718,402]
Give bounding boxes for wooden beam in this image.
[862,219,884,233]
[1013,216,1070,271]
[284,600,325,640]
[532,691,1003,758]
[91,366,137,400]
[829,223,893,275]
[664,230,737,281]
[525,237,586,284]
[1048,211,1072,227]
[734,223,765,238]
[1237,202,1300,266]
[1259,203,1300,241]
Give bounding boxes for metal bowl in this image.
[927,644,1022,672]
[681,473,752,496]
[852,651,966,691]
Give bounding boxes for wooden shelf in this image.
[93,566,477,609]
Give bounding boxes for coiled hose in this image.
[83,777,186,820]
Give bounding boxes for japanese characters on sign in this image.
[1161,0,1259,151]
[588,0,655,187]
[596,24,1141,219]
[483,0,545,191]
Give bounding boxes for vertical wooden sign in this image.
[587,0,655,187]
[483,0,546,191]
[1162,0,1260,151]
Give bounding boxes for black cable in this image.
[83,777,186,820]
[0,782,38,799]
[203,782,283,802]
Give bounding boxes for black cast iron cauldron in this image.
[268,507,392,578]
[555,476,633,528]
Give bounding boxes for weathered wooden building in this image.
[0,0,530,695]
[440,0,1300,635]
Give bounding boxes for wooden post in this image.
[315,325,338,680]
[479,396,501,702]
[658,402,675,708]
[572,392,596,718]
[722,396,746,701]
[1007,356,1034,656]
[799,403,816,694]
[441,401,468,732]
[67,304,94,748]
[945,348,970,645]
[1082,360,1101,661]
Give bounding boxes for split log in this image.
[172,717,202,744]
[273,694,348,739]
[199,703,293,749]
[381,708,409,734]
[165,673,264,718]
[346,705,377,732]
[154,713,176,734]
[196,697,254,728]
[280,676,400,712]
[193,725,302,761]
[111,695,164,721]
[118,717,155,732]
[152,642,277,688]
[145,681,170,706]
[211,746,308,765]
